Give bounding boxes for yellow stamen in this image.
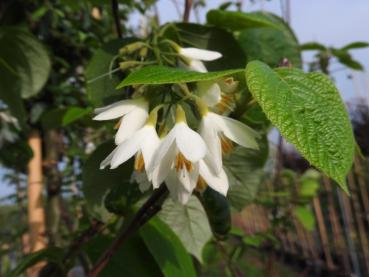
[216,93,235,114]
[114,118,123,130]
[221,136,234,155]
[196,176,208,192]
[175,152,193,172]
[134,153,145,172]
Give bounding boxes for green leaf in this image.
[299,169,320,198]
[62,107,92,126]
[331,48,364,70]
[293,206,315,231]
[117,66,243,88]
[159,196,212,263]
[0,27,51,98]
[8,247,64,277]
[201,187,231,239]
[341,41,369,50]
[140,217,196,277]
[237,12,301,68]
[206,10,279,30]
[0,64,26,125]
[82,141,135,222]
[246,61,355,192]
[168,23,247,70]
[224,135,269,210]
[86,38,136,106]
[85,235,162,277]
[300,42,327,51]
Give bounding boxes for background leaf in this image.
[85,235,162,277]
[159,196,212,263]
[237,12,301,68]
[0,27,51,98]
[86,38,135,106]
[224,135,269,210]
[82,141,135,222]
[293,206,315,231]
[246,61,355,192]
[206,10,279,30]
[140,218,197,277]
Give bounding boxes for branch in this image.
[111,0,122,38]
[183,0,193,22]
[87,185,169,277]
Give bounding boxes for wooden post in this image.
[27,130,46,276]
[312,195,335,270]
[348,172,369,276]
[354,156,369,224]
[322,177,351,274]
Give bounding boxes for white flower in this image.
[149,106,207,204]
[198,160,229,196]
[199,112,259,174]
[100,124,161,178]
[93,98,148,144]
[178,47,222,73]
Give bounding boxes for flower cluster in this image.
[94,47,258,204]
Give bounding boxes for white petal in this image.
[179,47,222,61]
[115,106,148,144]
[175,123,207,162]
[140,126,161,172]
[93,99,145,120]
[188,60,208,72]
[165,170,192,204]
[151,142,177,188]
[99,148,118,169]
[199,117,222,174]
[150,128,177,171]
[110,131,145,169]
[197,82,221,107]
[211,113,259,149]
[199,160,229,196]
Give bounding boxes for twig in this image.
[111,0,122,38]
[87,185,168,277]
[183,0,193,22]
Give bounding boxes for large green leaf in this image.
[206,10,279,30]
[159,196,212,263]
[0,64,26,125]
[140,218,196,277]
[239,13,301,68]
[246,61,355,192]
[168,23,247,70]
[8,247,64,277]
[86,38,135,106]
[85,235,162,277]
[0,27,50,98]
[117,66,243,88]
[224,135,269,210]
[82,141,135,222]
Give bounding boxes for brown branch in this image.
[183,0,193,22]
[87,185,168,277]
[111,0,122,38]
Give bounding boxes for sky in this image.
[1,0,369,197]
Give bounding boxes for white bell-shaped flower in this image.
[178,47,222,73]
[149,106,207,204]
[199,111,259,174]
[99,108,161,178]
[198,160,229,196]
[93,98,148,144]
